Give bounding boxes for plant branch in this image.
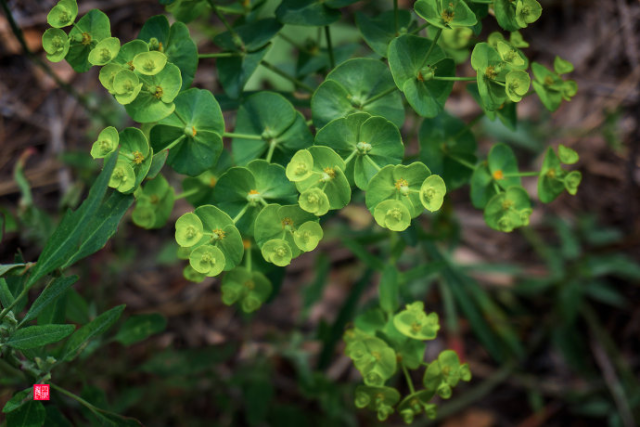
[362,86,397,107]
[260,60,315,93]
[419,28,442,69]
[324,26,335,69]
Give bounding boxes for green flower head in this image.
[132,51,168,76]
[183,265,206,283]
[189,244,225,277]
[373,200,411,231]
[47,0,78,28]
[299,188,330,216]
[90,126,119,159]
[99,63,125,93]
[88,37,121,66]
[286,150,314,182]
[515,0,542,28]
[261,239,293,267]
[393,301,440,340]
[221,268,272,313]
[505,70,531,102]
[175,212,204,248]
[558,145,579,164]
[113,69,142,105]
[564,170,582,195]
[419,175,447,212]
[497,41,525,68]
[293,221,323,252]
[132,206,156,229]
[42,28,70,62]
[108,160,136,193]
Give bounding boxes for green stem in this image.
[402,363,416,395]
[493,183,501,194]
[174,187,201,200]
[393,0,399,35]
[344,150,358,165]
[410,22,429,35]
[266,140,277,163]
[233,204,250,223]
[245,244,252,272]
[278,33,308,53]
[432,76,477,82]
[451,113,484,141]
[207,0,242,46]
[51,383,103,417]
[260,60,315,93]
[419,28,442,69]
[305,119,313,127]
[448,154,476,170]
[198,52,240,59]
[438,278,459,335]
[503,171,540,178]
[0,285,30,322]
[0,0,109,122]
[223,132,263,140]
[364,155,382,171]
[164,135,187,152]
[361,86,397,107]
[324,26,335,69]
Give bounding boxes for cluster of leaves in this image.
[27,0,582,423]
[345,302,470,423]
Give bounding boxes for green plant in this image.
[0,0,583,424]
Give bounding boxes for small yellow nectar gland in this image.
[132,151,145,165]
[442,9,455,24]
[192,126,197,137]
[242,239,251,249]
[485,65,499,80]
[153,86,164,99]
[209,177,217,188]
[81,32,92,46]
[244,280,255,290]
[395,178,409,194]
[323,167,336,178]
[248,189,260,195]
[281,217,294,229]
[212,228,226,240]
[492,170,504,180]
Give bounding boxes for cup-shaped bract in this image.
[109,160,136,193]
[397,390,438,423]
[293,146,351,211]
[42,28,70,62]
[189,244,225,277]
[423,350,472,399]
[496,41,525,69]
[221,267,272,313]
[90,126,119,159]
[299,188,330,216]
[515,0,542,28]
[538,146,566,203]
[554,56,575,75]
[133,175,175,230]
[419,175,447,212]
[286,150,314,182]
[99,63,125,93]
[344,328,397,387]
[373,200,412,232]
[505,70,531,102]
[471,43,509,111]
[414,0,477,29]
[175,212,204,248]
[366,163,432,218]
[558,145,579,164]
[393,301,440,340]
[132,51,168,76]
[564,171,582,195]
[113,69,143,105]
[125,63,182,123]
[47,0,78,28]
[261,239,293,267]
[484,186,531,232]
[354,386,401,413]
[183,265,205,283]
[293,221,323,252]
[561,80,578,101]
[88,37,121,66]
[131,206,156,229]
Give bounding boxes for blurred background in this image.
[1,0,639,426]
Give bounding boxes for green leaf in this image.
[254,204,317,259]
[21,275,78,325]
[231,92,313,165]
[191,205,245,270]
[484,186,531,232]
[488,143,521,190]
[132,175,175,229]
[217,45,270,100]
[2,389,31,414]
[276,0,341,26]
[393,301,439,340]
[151,88,225,176]
[537,146,565,203]
[0,277,15,308]
[42,28,70,62]
[5,401,45,427]
[181,151,232,207]
[554,56,574,75]
[5,324,75,350]
[214,18,282,52]
[25,154,130,289]
[469,161,494,209]
[47,0,78,28]
[124,63,182,123]
[293,146,351,211]
[315,112,404,190]
[378,265,398,313]
[138,15,199,90]
[114,313,167,346]
[419,112,477,190]
[558,144,579,164]
[366,163,431,218]
[356,10,414,57]
[62,304,125,361]
[312,58,405,129]
[66,9,111,73]
[221,267,272,313]
[88,37,120,66]
[470,42,509,111]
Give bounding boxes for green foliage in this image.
[13,0,584,423]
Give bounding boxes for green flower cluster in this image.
[344,302,470,424]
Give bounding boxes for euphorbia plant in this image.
[1,0,581,424]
